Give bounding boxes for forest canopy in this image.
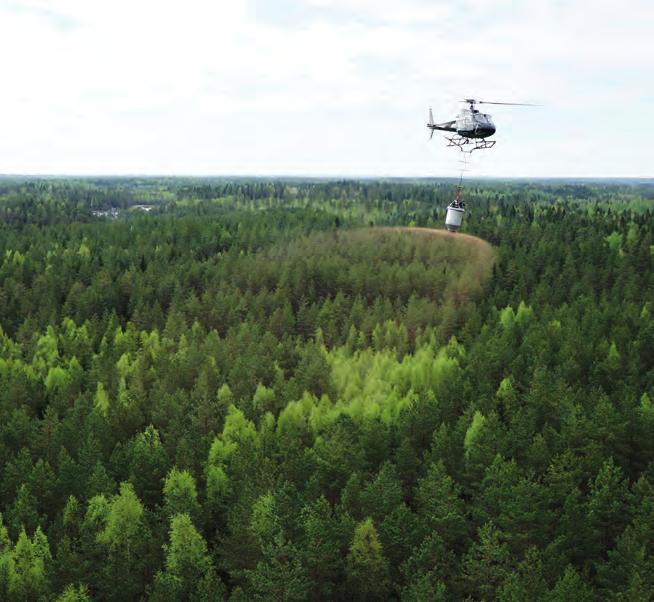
[0,177,652,600]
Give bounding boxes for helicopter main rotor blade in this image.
[460,98,539,106]
[478,101,539,106]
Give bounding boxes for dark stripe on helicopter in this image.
[458,127,496,139]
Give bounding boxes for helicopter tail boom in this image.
[427,107,456,139]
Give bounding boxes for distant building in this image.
[92,207,120,218]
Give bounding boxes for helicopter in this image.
[427,98,536,232]
[427,98,536,153]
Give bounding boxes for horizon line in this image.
[1,173,653,182]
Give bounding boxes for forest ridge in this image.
[0,178,652,601]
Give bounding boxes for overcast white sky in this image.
[1,0,652,177]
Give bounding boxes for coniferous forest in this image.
[0,177,652,601]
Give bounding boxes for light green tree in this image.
[163,467,200,522]
[346,517,390,601]
[97,482,144,559]
[152,513,222,602]
[8,526,51,600]
[56,583,92,601]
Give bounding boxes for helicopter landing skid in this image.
[445,135,496,153]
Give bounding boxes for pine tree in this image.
[461,522,511,601]
[245,533,310,602]
[301,496,350,601]
[415,462,467,551]
[546,565,594,602]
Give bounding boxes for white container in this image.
[445,205,465,232]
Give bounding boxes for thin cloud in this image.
[0,0,651,176]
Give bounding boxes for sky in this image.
[0,0,652,178]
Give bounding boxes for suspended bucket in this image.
[445,203,465,232]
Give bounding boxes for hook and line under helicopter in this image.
[427,98,537,232]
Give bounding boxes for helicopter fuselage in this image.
[427,106,496,139]
[455,108,495,139]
